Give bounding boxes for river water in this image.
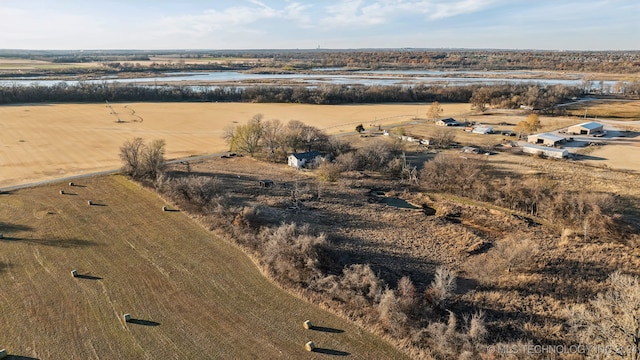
[0,70,619,89]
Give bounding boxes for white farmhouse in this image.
[288,151,321,168]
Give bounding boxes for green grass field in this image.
[0,175,405,359]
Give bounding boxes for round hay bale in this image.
[305,341,315,352]
[60,190,65,195]
[303,320,312,329]
[87,200,93,206]
[123,313,131,322]
[71,270,78,278]
[162,206,168,212]
[69,181,74,186]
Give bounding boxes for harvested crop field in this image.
[0,102,469,188]
[0,175,405,359]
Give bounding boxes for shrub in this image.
[566,272,640,359]
[166,175,224,209]
[378,289,408,337]
[260,223,327,286]
[425,266,457,309]
[316,162,342,182]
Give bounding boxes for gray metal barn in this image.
[568,122,604,135]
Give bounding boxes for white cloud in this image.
[318,0,500,28]
[428,0,498,19]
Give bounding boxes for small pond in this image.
[381,197,420,209]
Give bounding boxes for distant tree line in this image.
[262,49,640,74]
[4,49,638,74]
[0,82,594,110]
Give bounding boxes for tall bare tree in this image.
[119,137,145,177]
[261,118,284,162]
[427,101,444,122]
[226,114,263,157]
[119,137,166,179]
[142,139,166,180]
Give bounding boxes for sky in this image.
[0,0,638,51]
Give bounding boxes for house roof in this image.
[572,122,603,130]
[290,151,320,161]
[531,132,565,142]
[438,118,459,124]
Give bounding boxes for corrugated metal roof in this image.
[573,122,603,130]
[531,132,565,142]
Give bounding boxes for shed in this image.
[527,132,566,146]
[288,151,321,169]
[436,118,461,127]
[568,122,604,135]
[522,144,569,159]
[472,125,494,134]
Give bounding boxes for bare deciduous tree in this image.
[431,127,456,148]
[427,101,444,122]
[142,139,166,180]
[120,137,166,179]
[426,266,457,309]
[119,137,145,177]
[261,118,284,162]
[567,272,640,360]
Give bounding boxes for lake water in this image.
[0,70,618,89]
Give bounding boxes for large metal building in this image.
[522,144,569,159]
[568,122,604,135]
[527,132,566,146]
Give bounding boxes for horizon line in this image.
[1,47,639,53]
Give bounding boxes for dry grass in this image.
[0,58,96,70]
[0,175,405,359]
[564,100,640,120]
[172,152,640,353]
[0,102,469,188]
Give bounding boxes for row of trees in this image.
[0,82,594,108]
[470,83,584,113]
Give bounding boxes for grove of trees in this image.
[119,137,166,180]
[225,115,330,161]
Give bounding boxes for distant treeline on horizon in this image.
[0,49,638,74]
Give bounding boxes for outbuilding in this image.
[527,132,566,146]
[522,144,569,159]
[472,125,494,134]
[436,118,461,127]
[567,122,604,135]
